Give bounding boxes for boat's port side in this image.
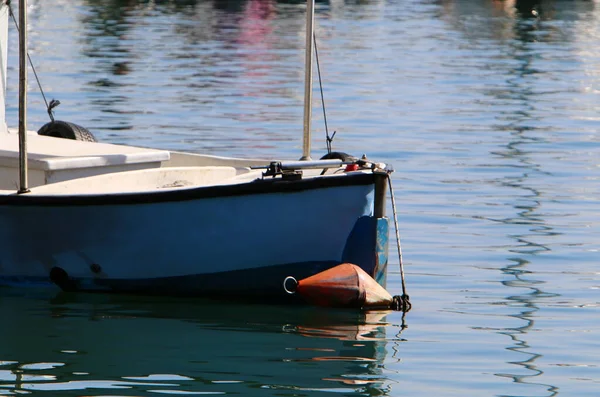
[0,174,380,298]
[45,214,390,299]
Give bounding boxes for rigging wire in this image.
[7,0,60,122]
[313,32,335,154]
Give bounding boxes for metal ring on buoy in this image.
[282,324,297,333]
[283,276,298,294]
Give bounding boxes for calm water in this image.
[2,0,599,396]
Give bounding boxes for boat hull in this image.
[0,173,389,298]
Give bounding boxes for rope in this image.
[7,0,59,122]
[388,174,411,312]
[313,32,335,154]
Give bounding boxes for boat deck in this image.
[0,130,314,195]
[0,130,170,190]
[0,129,170,171]
[26,166,258,195]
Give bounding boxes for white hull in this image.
[0,169,389,297]
[0,1,392,299]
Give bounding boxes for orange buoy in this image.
[284,263,395,310]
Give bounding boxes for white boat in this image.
[0,1,391,299]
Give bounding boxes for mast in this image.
[300,0,315,161]
[18,0,29,193]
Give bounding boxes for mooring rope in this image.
[388,174,411,312]
[6,0,59,122]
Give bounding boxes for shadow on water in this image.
[0,289,402,396]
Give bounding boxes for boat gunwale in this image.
[0,171,379,207]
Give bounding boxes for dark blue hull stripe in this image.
[0,217,389,300]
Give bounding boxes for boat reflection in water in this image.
[0,290,396,396]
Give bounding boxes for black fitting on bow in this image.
[47,99,61,122]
